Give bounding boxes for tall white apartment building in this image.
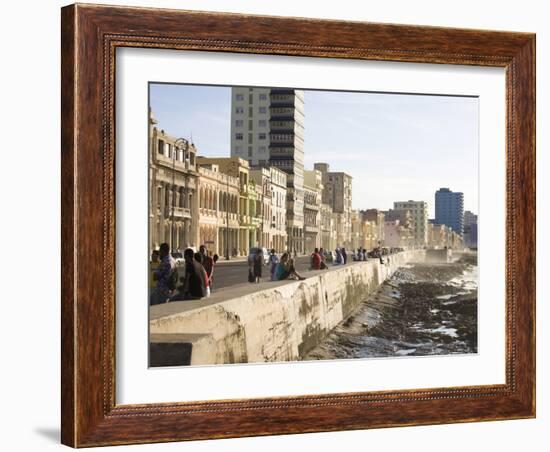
[393,200,428,247]
[231,87,306,254]
[230,87,271,166]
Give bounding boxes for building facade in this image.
[268,166,288,252]
[362,209,385,247]
[196,163,240,257]
[196,157,256,256]
[427,222,447,249]
[384,220,413,248]
[350,210,363,251]
[303,169,323,251]
[230,87,271,166]
[427,221,464,250]
[149,110,199,254]
[463,210,478,248]
[314,163,353,248]
[435,187,464,236]
[230,87,305,254]
[394,200,428,247]
[320,203,336,252]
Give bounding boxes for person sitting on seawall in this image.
[274,253,306,281]
[333,248,343,265]
[194,252,211,296]
[318,247,329,270]
[149,249,160,290]
[310,247,327,270]
[170,248,207,301]
[199,245,215,293]
[149,243,177,306]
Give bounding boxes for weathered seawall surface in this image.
[150,250,425,366]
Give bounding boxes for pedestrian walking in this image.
[253,248,263,283]
[341,247,348,264]
[268,249,279,281]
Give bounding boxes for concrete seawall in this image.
[150,250,425,366]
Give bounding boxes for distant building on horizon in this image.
[435,188,464,236]
[314,163,353,248]
[394,200,428,247]
[463,210,478,248]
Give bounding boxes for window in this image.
[235,145,243,153]
[259,119,267,127]
[235,119,243,127]
[235,107,244,114]
[259,133,266,140]
[259,146,267,153]
[259,106,267,114]
[235,133,243,140]
[236,94,244,101]
[248,147,253,157]
[157,139,164,155]
[259,93,267,100]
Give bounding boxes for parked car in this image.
[248,247,270,265]
[170,252,185,265]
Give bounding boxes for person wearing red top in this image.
[310,247,322,270]
[199,245,215,291]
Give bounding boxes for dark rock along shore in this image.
[304,253,478,360]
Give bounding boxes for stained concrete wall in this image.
[425,248,452,263]
[149,250,425,366]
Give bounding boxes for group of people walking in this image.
[149,243,218,306]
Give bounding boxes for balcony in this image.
[304,202,320,211]
[165,206,192,219]
[240,214,252,225]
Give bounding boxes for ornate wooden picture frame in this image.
[61,3,535,447]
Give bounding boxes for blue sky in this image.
[150,83,478,218]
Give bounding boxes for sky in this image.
[150,83,478,218]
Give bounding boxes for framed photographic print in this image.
[61,3,535,447]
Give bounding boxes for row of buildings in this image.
[149,108,355,256]
[149,86,477,257]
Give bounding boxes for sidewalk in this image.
[214,255,248,265]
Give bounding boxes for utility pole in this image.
[172,138,187,252]
[170,143,176,251]
[226,174,230,260]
